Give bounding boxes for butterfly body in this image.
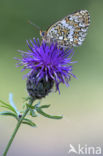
[40,10,90,48]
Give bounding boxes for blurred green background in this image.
[0,0,103,155]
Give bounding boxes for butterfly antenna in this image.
[28,20,41,31]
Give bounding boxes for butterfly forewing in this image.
[45,10,90,48]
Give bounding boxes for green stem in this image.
[3,98,34,156]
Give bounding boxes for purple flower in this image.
[17,38,77,93]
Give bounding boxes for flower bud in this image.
[26,71,54,99]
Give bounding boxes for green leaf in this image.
[22,118,36,127]
[26,103,32,108]
[0,104,16,114]
[0,100,17,114]
[36,108,63,120]
[0,105,11,110]
[39,104,51,109]
[0,111,18,119]
[22,103,26,109]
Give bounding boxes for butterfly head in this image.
[40,30,47,38]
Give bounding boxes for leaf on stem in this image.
[36,108,63,120]
[39,104,51,109]
[0,111,18,119]
[0,99,17,114]
[22,118,36,127]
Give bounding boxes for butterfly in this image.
[40,10,90,48]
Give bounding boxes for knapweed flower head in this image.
[17,38,76,99]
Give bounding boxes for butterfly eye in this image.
[40,31,46,37]
[41,31,45,36]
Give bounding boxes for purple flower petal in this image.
[16,39,77,92]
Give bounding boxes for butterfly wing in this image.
[46,10,90,48]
